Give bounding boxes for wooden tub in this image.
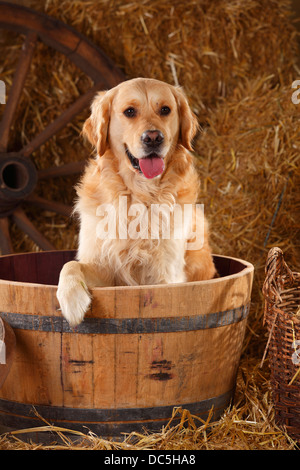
[0,250,253,441]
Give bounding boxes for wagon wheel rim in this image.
[0,1,125,254]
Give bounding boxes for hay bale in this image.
[194,75,300,362]
[195,76,299,267]
[1,0,299,252]
[37,0,299,118]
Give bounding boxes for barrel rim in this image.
[0,250,254,291]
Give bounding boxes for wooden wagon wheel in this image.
[0,2,125,254]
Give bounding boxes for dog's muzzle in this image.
[125,146,165,179]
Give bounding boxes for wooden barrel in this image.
[0,250,253,441]
[0,318,16,389]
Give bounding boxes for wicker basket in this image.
[262,247,300,440]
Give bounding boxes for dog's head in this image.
[83,78,198,180]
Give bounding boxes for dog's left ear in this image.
[173,87,199,151]
[82,90,112,156]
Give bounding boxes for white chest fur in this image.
[77,195,195,286]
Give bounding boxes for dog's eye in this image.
[124,107,136,118]
[160,106,171,116]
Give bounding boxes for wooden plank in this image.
[92,335,116,408]
[13,252,38,284]
[0,330,62,406]
[0,251,14,281]
[60,332,94,408]
[35,251,66,286]
[0,217,13,255]
[114,334,139,408]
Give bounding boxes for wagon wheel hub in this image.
[0,153,37,216]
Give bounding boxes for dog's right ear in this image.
[82,90,112,157]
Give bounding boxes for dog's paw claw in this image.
[56,280,91,327]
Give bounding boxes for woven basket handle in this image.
[261,248,292,366]
[262,247,294,303]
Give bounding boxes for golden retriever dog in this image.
[57,78,216,326]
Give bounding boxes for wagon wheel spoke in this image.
[0,217,13,255]
[11,207,55,251]
[0,3,126,253]
[0,31,37,153]
[37,160,86,180]
[25,194,72,217]
[20,82,103,158]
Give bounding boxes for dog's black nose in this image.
[141,130,164,148]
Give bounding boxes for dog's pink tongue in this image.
[139,157,164,179]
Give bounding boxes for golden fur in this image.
[57,78,216,326]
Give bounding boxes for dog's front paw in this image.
[56,275,91,327]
